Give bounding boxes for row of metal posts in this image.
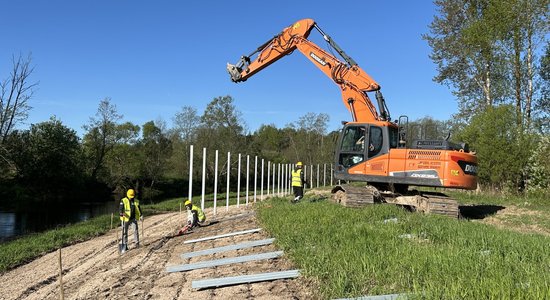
[187,145,334,215]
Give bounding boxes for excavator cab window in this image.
[389,126,399,149]
[339,125,366,167]
[368,126,383,157]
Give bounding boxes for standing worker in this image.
[291,161,306,203]
[119,188,142,252]
[185,200,206,228]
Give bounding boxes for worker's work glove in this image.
[140,216,144,221]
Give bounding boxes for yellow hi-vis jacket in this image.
[192,205,206,222]
[292,169,303,187]
[120,197,141,222]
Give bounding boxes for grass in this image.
[0,191,253,273]
[256,195,550,299]
[0,214,113,273]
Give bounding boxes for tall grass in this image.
[257,198,550,299]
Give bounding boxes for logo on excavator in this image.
[310,52,327,66]
[458,160,478,176]
[293,22,301,30]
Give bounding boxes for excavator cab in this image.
[334,122,398,173]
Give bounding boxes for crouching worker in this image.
[119,188,142,252]
[185,200,206,228]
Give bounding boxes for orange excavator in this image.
[227,19,477,217]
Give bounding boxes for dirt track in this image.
[0,205,315,300]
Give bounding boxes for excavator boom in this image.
[227,18,389,123]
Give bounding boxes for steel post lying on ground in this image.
[183,228,261,244]
[166,251,283,273]
[192,269,300,290]
[181,238,275,259]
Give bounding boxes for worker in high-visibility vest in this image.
[119,188,142,252]
[185,200,206,228]
[291,161,306,203]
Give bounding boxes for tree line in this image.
[0,70,336,209]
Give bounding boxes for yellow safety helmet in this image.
[296,161,303,167]
[184,200,192,206]
[126,189,135,199]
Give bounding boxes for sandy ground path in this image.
[0,204,315,300]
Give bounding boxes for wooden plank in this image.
[183,228,261,244]
[166,251,283,273]
[192,270,300,290]
[181,238,275,259]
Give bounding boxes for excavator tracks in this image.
[415,192,460,218]
[331,185,460,218]
[331,184,376,208]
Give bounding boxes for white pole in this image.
[267,161,270,196]
[283,164,288,196]
[246,155,250,206]
[285,164,288,196]
[323,163,326,187]
[254,156,258,203]
[188,145,194,203]
[310,165,313,190]
[317,164,320,188]
[260,159,264,200]
[201,147,206,210]
[237,153,241,208]
[277,163,281,196]
[330,164,333,186]
[214,150,218,215]
[271,163,277,196]
[226,152,230,211]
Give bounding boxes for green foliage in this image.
[457,105,531,189]
[8,116,82,184]
[426,0,549,129]
[257,198,550,299]
[526,135,550,194]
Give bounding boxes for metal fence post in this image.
[237,153,241,207]
[226,152,230,211]
[188,145,194,204]
[213,150,218,215]
[201,147,206,210]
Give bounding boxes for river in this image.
[0,201,118,242]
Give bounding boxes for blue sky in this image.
[0,1,456,136]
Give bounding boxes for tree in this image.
[138,120,173,199]
[535,41,550,132]
[0,54,37,143]
[6,117,84,203]
[0,54,38,172]
[82,98,123,180]
[425,0,549,128]
[457,105,530,190]
[424,0,507,120]
[198,95,247,153]
[171,105,200,142]
[103,121,141,190]
[286,113,331,164]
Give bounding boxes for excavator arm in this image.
[227,18,390,123]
